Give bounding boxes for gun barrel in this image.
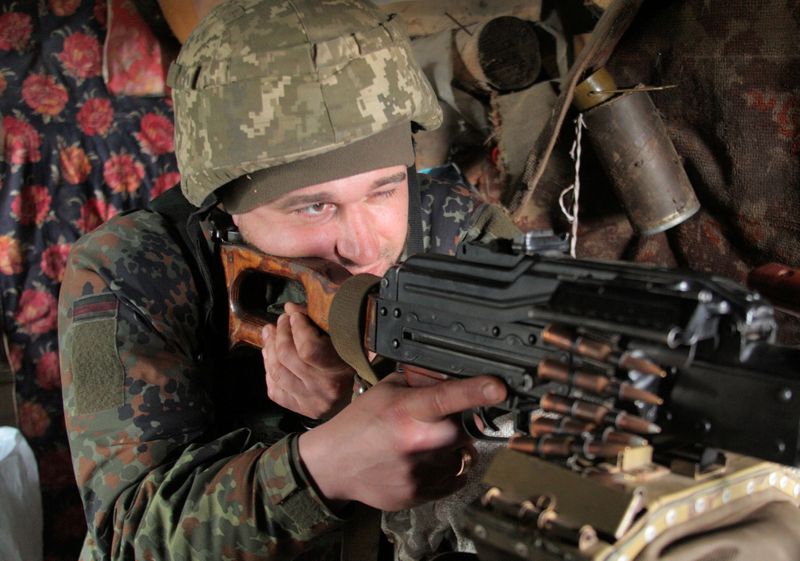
[222,238,800,466]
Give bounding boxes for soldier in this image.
[58,0,517,559]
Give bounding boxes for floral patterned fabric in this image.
[104,0,176,96]
[0,2,179,560]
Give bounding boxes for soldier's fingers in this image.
[421,473,467,502]
[264,320,306,389]
[272,313,307,370]
[410,447,475,501]
[283,302,308,315]
[288,312,346,369]
[261,322,283,349]
[403,375,506,423]
[261,323,274,361]
[426,442,477,486]
[272,314,328,386]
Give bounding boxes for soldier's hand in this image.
[297,372,507,512]
[261,302,356,419]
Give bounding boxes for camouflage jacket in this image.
[58,172,518,561]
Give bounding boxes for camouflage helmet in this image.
[167,0,443,210]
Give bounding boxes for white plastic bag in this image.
[0,427,43,561]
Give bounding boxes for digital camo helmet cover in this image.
[167,0,443,208]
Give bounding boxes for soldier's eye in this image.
[294,202,332,216]
[372,188,397,201]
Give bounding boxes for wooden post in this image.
[454,16,542,92]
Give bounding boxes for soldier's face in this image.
[231,165,409,276]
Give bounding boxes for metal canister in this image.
[575,68,700,235]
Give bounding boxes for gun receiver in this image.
[221,237,800,467]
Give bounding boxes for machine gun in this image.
[221,231,800,560]
[221,231,800,465]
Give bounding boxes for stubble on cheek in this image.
[370,248,404,277]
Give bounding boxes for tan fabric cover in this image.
[635,491,800,561]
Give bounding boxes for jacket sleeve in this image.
[57,212,344,561]
[463,201,522,244]
[418,172,521,255]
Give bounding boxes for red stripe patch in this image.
[71,295,117,319]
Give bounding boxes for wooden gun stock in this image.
[747,262,800,316]
[220,243,352,348]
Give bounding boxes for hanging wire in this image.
[558,113,586,258]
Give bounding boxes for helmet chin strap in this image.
[405,164,424,257]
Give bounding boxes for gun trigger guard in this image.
[481,408,502,432]
[462,409,508,442]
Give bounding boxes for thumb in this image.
[403,375,506,423]
[283,301,308,315]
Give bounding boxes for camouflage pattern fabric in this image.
[168,0,442,207]
[58,208,346,561]
[419,170,519,254]
[58,173,513,561]
[0,3,182,559]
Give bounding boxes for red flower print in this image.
[49,0,81,17]
[60,144,92,184]
[103,153,145,193]
[11,185,52,225]
[35,351,61,390]
[76,197,118,233]
[0,235,24,275]
[134,113,174,156]
[94,0,107,26]
[41,243,71,282]
[22,73,69,117]
[15,288,59,335]
[3,115,42,164]
[0,12,32,52]
[58,31,102,79]
[18,400,51,439]
[77,96,114,136]
[150,171,181,199]
[7,344,23,373]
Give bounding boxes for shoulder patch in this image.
[69,294,125,415]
